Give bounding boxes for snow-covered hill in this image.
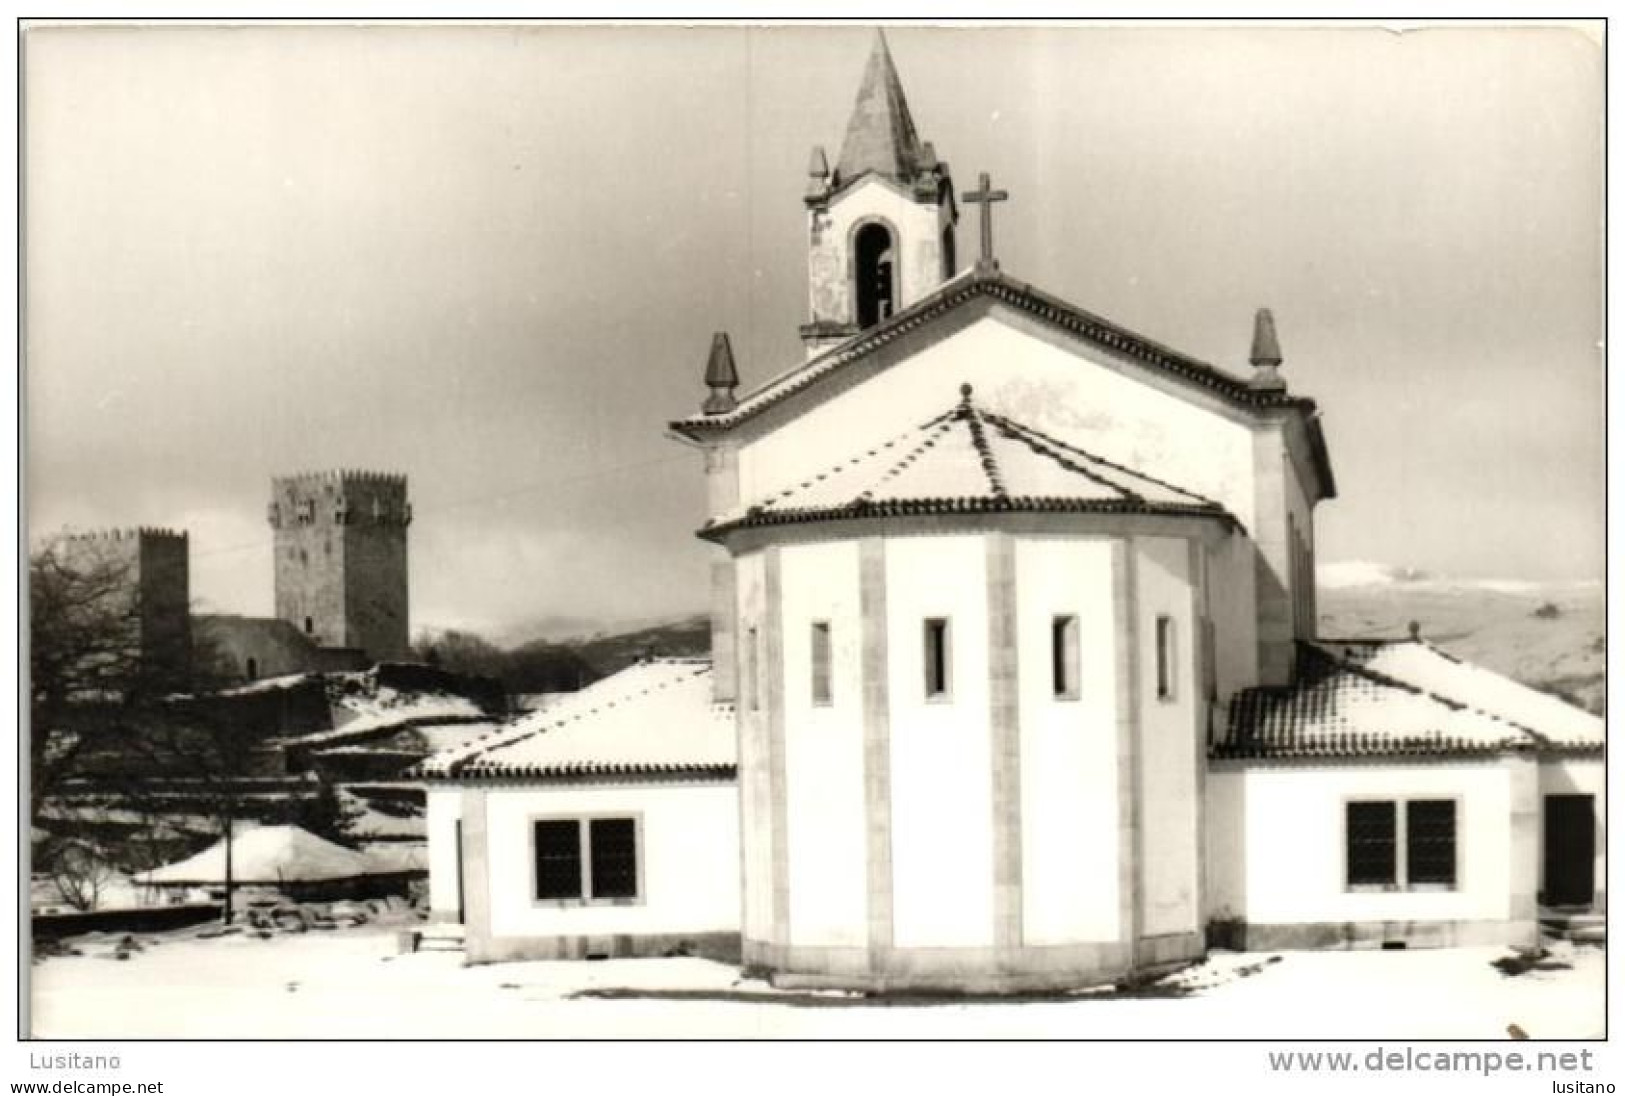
[1316,562,1604,714]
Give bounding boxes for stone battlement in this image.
[273,469,408,491]
[66,526,189,543]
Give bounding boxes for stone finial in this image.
[1248,307,1286,391]
[806,145,830,199]
[702,332,740,415]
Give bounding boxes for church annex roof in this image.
[701,384,1234,540]
[671,267,1327,448]
[1215,641,1603,761]
[834,30,931,190]
[412,658,734,782]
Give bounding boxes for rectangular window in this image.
[924,617,951,699]
[533,819,584,899]
[1345,800,1457,890]
[533,817,640,902]
[1405,800,1457,887]
[810,621,832,706]
[588,818,639,899]
[1346,801,1397,887]
[744,626,759,712]
[1051,614,1079,699]
[1155,615,1176,701]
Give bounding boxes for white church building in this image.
[416,33,1603,991]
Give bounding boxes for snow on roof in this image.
[415,659,733,781]
[276,694,487,748]
[1219,641,1602,761]
[136,824,375,885]
[703,386,1231,539]
[358,842,427,874]
[1347,639,1603,748]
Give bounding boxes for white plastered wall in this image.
[885,533,994,947]
[1208,762,1515,925]
[733,549,773,941]
[739,318,1258,534]
[1136,536,1201,938]
[809,175,946,331]
[1014,536,1121,944]
[779,540,869,946]
[426,786,463,920]
[480,782,740,940]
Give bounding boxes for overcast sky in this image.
[24,23,1603,639]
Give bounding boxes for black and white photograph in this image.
[15,15,1608,1069]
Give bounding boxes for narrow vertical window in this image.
[1155,615,1176,700]
[534,819,584,900]
[1051,614,1079,699]
[811,621,832,706]
[744,626,759,712]
[1406,800,1457,887]
[304,616,314,636]
[1346,801,1397,887]
[924,618,951,699]
[588,818,639,899]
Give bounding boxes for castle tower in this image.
[268,471,411,663]
[62,527,191,687]
[799,30,959,357]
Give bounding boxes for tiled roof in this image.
[670,267,1320,440]
[1330,638,1603,750]
[412,659,734,782]
[1216,642,1603,761]
[701,385,1234,540]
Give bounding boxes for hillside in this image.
[1317,563,1604,714]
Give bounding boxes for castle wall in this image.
[62,529,191,685]
[270,472,410,664]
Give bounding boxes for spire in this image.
[834,29,927,188]
[1248,307,1286,391]
[702,332,739,415]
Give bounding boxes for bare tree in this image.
[43,837,119,912]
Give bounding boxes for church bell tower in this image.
[800,31,959,358]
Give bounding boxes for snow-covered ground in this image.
[28,923,1603,1039]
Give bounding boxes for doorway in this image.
[454,818,466,924]
[1542,794,1596,907]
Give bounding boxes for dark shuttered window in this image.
[1346,801,1397,887]
[1052,615,1079,699]
[924,618,951,699]
[534,819,584,899]
[811,621,833,706]
[534,817,641,902]
[588,818,639,899]
[1346,799,1458,890]
[1406,800,1457,887]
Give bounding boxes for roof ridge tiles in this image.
[672,272,1316,438]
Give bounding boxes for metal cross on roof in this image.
[961,171,1010,272]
